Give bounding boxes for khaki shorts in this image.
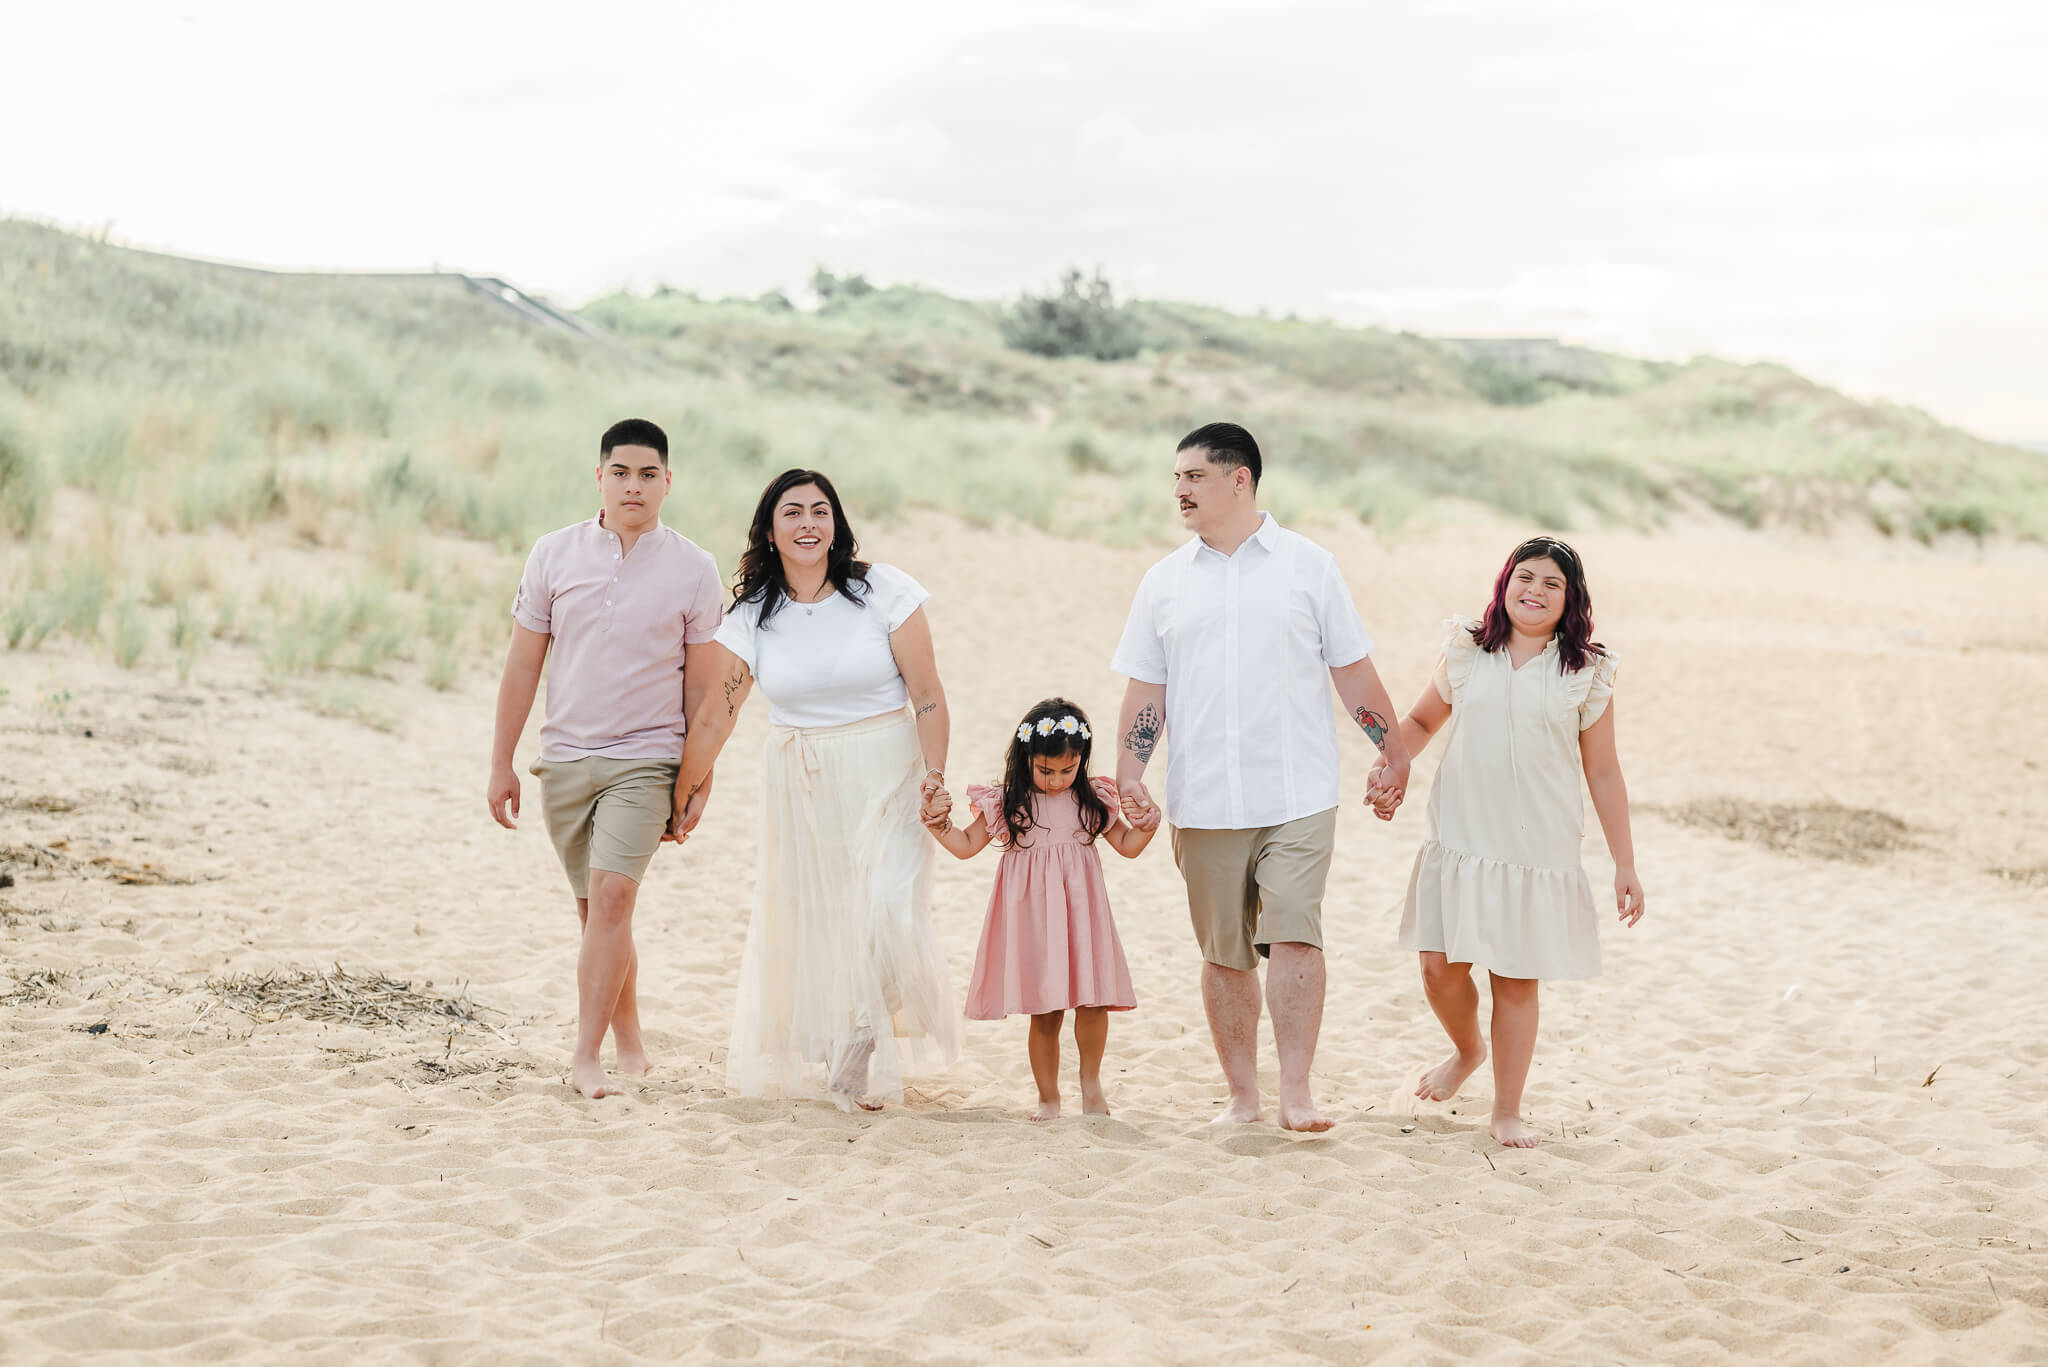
[1172,807,1338,971]
[531,756,678,899]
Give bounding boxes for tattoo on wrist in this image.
[1355,708,1390,751]
[1125,704,1162,763]
[915,701,937,719]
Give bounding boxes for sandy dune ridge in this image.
[3,517,2045,1363]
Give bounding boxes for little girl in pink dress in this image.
[921,698,1160,1120]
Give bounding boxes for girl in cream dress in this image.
[1372,536,1644,1148]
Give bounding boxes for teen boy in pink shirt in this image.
[488,419,726,1099]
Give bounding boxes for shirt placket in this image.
[603,527,622,631]
[1223,553,1245,827]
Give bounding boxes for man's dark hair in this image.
[600,418,669,465]
[1176,422,1261,488]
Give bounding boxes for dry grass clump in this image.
[0,841,189,885]
[414,1055,525,1083]
[1651,799,1915,862]
[0,966,67,1006]
[205,965,490,1029]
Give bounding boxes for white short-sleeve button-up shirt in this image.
[1111,513,1373,830]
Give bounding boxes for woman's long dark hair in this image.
[1472,535,1605,674]
[731,468,870,627]
[999,697,1113,850]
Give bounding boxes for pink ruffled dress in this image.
[962,777,1138,1020]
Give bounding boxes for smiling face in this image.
[1172,446,1250,535]
[596,444,670,531]
[1505,555,1568,636]
[771,482,835,575]
[1029,747,1081,796]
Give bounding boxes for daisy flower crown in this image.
[1017,715,1091,742]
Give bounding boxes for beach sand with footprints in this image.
[3,514,2046,1363]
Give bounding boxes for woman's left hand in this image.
[1615,867,1645,926]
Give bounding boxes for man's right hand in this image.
[1119,779,1158,827]
[488,765,521,829]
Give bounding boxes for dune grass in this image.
[2,216,2043,679]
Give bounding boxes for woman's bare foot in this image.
[1079,1080,1109,1116]
[828,1028,881,1111]
[1491,1113,1539,1148]
[1416,1047,1487,1102]
[614,1047,654,1078]
[1030,1098,1061,1122]
[570,1059,620,1099]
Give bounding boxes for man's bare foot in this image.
[1416,1048,1486,1102]
[1491,1114,1539,1148]
[1211,1099,1264,1126]
[1079,1081,1109,1116]
[614,1048,654,1078]
[1278,1103,1334,1133]
[1030,1098,1060,1122]
[570,1059,620,1099]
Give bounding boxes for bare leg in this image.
[1268,943,1332,1132]
[570,871,639,1099]
[578,895,650,1075]
[827,1026,883,1111]
[1201,962,1263,1124]
[1416,952,1487,1101]
[1027,1011,1064,1121]
[1073,1007,1109,1115]
[611,948,651,1076]
[1488,973,1540,1147]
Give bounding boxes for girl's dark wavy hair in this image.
[731,468,871,628]
[1472,535,1606,674]
[999,697,1113,850]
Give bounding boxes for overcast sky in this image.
[6,1,2044,441]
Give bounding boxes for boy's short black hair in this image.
[1176,421,1260,488]
[601,418,668,465]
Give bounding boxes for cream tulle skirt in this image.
[725,709,960,1107]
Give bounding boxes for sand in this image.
[3,514,2045,1364]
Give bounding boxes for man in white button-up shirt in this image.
[1112,423,1411,1132]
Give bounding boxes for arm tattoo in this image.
[1354,707,1389,751]
[1124,704,1163,763]
[721,669,745,718]
[915,701,937,719]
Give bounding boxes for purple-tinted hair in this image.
[1471,536,1605,674]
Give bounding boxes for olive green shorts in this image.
[530,756,677,899]
[1171,807,1338,971]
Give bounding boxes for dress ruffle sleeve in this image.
[1088,776,1127,827]
[965,784,1007,840]
[1435,615,1484,704]
[1568,648,1620,730]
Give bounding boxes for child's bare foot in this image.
[570,1059,620,1099]
[1030,1098,1061,1122]
[1278,1102,1334,1133]
[1491,1113,1539,1148]
[1079,1081,1109,1116]
[614,1047,654,1078]
[1416,1047,1486,1102]
[1211,1099,1264,1126]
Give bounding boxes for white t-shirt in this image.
[1111,514,1374,830]
[714,563,931,729]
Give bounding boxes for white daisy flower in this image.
[1017,722,1034,742]
[1036,717,1056,736]
[1057,716,1079,735]
[1078,723,1092,739]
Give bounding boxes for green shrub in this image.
[0,419,45,537]
[1000,269,1141,361]
[111,598,147,668]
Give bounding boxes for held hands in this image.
[1615,866,1646,926]
[1365,756,1408,821]
[488,765,520,830]
[920,782,954,831]
[1118,780,1163,832]
[666,774,712,844]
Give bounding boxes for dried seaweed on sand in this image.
[205,964,491,1030]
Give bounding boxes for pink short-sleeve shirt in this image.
[511,513,725,762]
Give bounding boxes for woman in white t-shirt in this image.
[673,468,960,1110]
